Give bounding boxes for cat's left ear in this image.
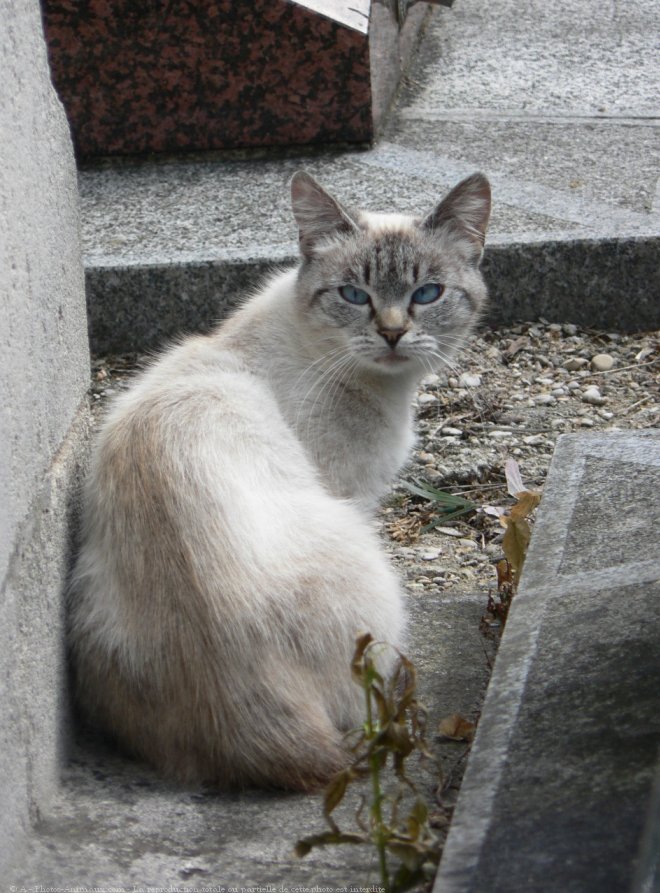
[422,173,491,259]
[291,171,359,259]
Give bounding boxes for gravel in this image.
[379,321,658,611]
[90,320,659,611]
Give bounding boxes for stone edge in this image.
[432,429,660,893]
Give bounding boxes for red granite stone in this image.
[42,0,373,158]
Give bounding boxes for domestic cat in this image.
[70,171,491,791]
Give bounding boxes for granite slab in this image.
[42,0,373,157]
[434,430,660,893]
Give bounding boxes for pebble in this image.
[459,539,479,551]
[552,387,567,397]
[421,549,441,561]
[582,386,607,405]
[565,357,589,371]
[458,372,482,388]
[523,434,546,445]
[534,393,556,405]
[418,393,438,406]
[441,426,463,436]
[563,323,578,336]
[435,527,463,537]
[591,353,615,372]
[578,417,595,427]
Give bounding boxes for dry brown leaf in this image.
[496,558,514,589]
[509,490,541,520]
[437,713,476,742]
[502,515,531,574]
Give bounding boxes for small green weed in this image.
[295,634,440,893]
[400,479,476,529]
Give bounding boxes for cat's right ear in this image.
[290,172,358,259]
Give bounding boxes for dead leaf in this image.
[502,515,531,574]
[437,714,475,742]
[509,490,541,520]
[496,558,514,590]
[503,336,527,357]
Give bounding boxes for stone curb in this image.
[86,234,660,356]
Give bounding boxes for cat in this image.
[70,170,491,791]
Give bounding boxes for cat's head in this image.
[291,171,491,376]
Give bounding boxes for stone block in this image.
[1,0,90,586]
[1,410,90,876]
[0,0,91,873]
[434,430,660,893]
[42,0,375,157]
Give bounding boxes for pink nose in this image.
[379,328,405,348]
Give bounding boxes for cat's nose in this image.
[378,328,406,348]
[376,307,408,348]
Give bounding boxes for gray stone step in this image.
[80,0,660,355]
[434,429,660,893]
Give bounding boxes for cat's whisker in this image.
[293,345,355,436]
[298,349,357,452]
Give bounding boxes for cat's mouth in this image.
[374,352,410,365]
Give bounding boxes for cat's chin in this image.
[369,352,420,374]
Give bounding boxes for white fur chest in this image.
[282,366,417,512]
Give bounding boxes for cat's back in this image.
[86,329,325,559]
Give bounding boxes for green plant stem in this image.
[365,676,390,892]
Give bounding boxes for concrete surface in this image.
[0,0,90,583]
[434,430,660,893]
[0,0,91,875]
[78,0,659,354]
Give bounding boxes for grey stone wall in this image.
[0,0,91,874]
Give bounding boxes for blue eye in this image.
[339,284,370,306]
[411,283,444,305]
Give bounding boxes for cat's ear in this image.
[422,173,491,259]
[291,171,359,259]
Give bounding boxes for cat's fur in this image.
[70,171,491,791]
